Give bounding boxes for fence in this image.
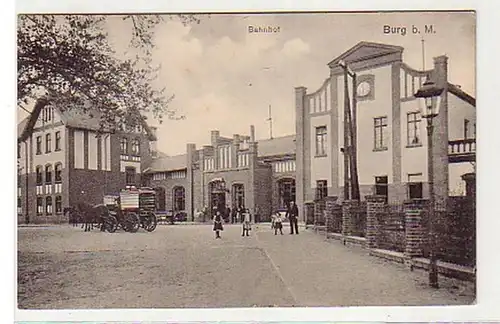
[376,203,406,252]
[437,197,476,266]
[316,195,476,267]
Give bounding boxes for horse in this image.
[65,203,109,232]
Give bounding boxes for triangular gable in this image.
[328,41,404,68]
[18,97,157,142]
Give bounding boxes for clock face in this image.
[357,81,371,97]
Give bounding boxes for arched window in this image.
[125,166,136,185]
[173,186,185,212]
[45,164,52,184]
[120,137,128,154]
[55,196,62,214]
[46,196,53,215]
[54,163,62,183]
[131,138,140,155]
[36,166,43,185]
[36,197,43,215]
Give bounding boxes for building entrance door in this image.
[278,178,296,209]
[209,179,227,219]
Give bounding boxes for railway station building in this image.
[143,126,296,222]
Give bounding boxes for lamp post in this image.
[414,75,444,289]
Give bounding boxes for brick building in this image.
[17,100,158,224]
[143,126,296,221]
[294,41,476,222]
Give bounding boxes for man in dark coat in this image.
[286,201,299,234]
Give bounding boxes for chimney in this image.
[233,134,241,145]
[250,125,255,143]
[211,130,220,147]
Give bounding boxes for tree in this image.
[17,14,200,130]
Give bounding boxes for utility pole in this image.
[339,60,360,201]
[267,104,273,139]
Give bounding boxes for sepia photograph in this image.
[16,11,477,312]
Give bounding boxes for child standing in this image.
[242,209,251,237]
[272,212,283,235]
[213,211,224,239]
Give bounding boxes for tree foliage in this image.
[17,14,200,130]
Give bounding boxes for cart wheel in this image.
[144,212,158,232]
[124,212,140,233]
[106,216,118,233]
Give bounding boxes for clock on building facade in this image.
[355,75,375,100]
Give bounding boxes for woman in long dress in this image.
[213,211,224,239]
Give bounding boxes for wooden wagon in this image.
[103,186,158,233]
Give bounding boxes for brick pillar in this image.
[314,199,326,226]
[366,195,387,249]
[324,196,338,233]
[342,200,358,237]
[304,201,314,225]
[404,199,429,258]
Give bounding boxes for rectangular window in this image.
[17,143,21,159]
[374,117,388,150]
[45,134,52,153]
[36,136,42,155]
[408,173,423,199]
[374,176,388,202]
[55,131,61,151]
[315,126,327,156]
[407,112,421,146]
[464,119,470,139]
[315,180,328,200]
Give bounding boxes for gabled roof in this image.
[17,116,30,138]
[328,41,404,68]
[257,134,296,157]
[144,154,187,173]
[17,97,157,142]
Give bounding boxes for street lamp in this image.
[414,75,444,289]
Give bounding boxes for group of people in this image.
[212,201,299,239]
[212,207,252,239]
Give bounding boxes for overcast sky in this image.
[18,12,475,156]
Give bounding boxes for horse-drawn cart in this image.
[103,187,158,233]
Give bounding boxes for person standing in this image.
[213,211,224,239]
[242,208,251,237]
[286,201,299,235]
[272,212,283,235]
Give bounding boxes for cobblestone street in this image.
[17,224,475,309]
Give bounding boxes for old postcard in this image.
[15,9,480,321]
